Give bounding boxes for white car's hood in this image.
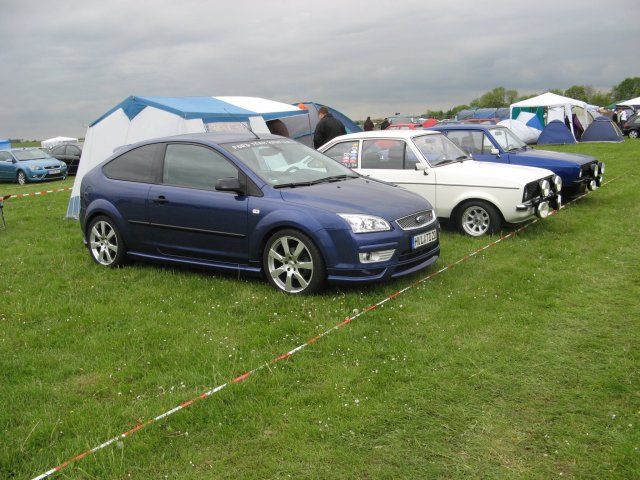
[434,160,553,187]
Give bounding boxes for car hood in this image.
[278,177,433,219]
[436,160,553,186]
[19,159,66,168]
[508,148,596,166]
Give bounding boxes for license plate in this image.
[412,229,437,249]
[49,169,60,175]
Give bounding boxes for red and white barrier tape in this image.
[31,181,612,479]
[1,187,71,201]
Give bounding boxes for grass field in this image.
[1,141,639,479]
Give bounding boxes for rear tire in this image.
[456,200,501,237]
[263,229,326,294]
[629,130,639,139]
[87,215,127,267]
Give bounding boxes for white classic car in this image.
[319,130,562,236]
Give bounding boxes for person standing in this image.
[619,108,628,129]
[313,106,347,148]
[380,118,390,130]
[364,116,374,131]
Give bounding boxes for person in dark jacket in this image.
[313,106,347,148]
[379,118,390,130]
[364,116,374,131]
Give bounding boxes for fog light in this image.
[539,179,551,197]
[588,180,598,191]
[359,249,395,263]
[536,201,550,218]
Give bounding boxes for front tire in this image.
[16,171,27,185]
[456,200,501,237]
[263,229,326,294]
[629,130,639,139]
[87,215,127,267]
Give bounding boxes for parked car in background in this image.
[431,124,605,195]
[622,113,640,139]
[320,130,562,237]
[80,132,440,294]
[49,143,83,175]
[459,118,500,125]
[386,124,424,130]
[0,148,67,184]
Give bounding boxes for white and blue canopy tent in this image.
[66,96,311,218]
[510,92,591,143]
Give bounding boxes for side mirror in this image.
[491,148,500,156]
[215,177,245,194]
[414,163,429,175]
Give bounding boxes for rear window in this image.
[103,144,163,183]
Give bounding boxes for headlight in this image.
[599,162,605,175]
[552,175,562,192]
[591,164,599,178]
[338,213,391,233]
[30,165,44,171]
[539,179,551,197]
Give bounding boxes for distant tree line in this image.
[420,76,640,120]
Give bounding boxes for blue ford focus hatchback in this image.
[80,132,440,294]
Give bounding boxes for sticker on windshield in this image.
[228,139,297,151]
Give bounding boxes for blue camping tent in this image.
[581,117,624,143]
[537,120,576,145]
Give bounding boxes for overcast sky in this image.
[1,0,638,140]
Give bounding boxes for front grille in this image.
[581,161,598,180]
[523,175,554,202]
[396,209,435,231]
[523,180,540,202]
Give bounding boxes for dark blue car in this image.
[80,132,440,294]
[431,125,605,195]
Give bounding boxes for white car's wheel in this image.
[456,200,501,237]
[629,130,639,139]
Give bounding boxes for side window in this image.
[103,143,163,183]
[322,141,359,169]
[163,144,238,190]
[69,146,81,156]
[481,133,495,154]
[362,139,405,169]
[0,151,12,161]
[445,131,483,155]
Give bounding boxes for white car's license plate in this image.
[50,169,60,175]
[412,229,437,249]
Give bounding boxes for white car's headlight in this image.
[539,179,551,197]
[338,213,391,233]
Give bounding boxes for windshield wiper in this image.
[273,175,355,189]
[273,181,315,189]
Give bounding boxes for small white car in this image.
[319,130,562,236]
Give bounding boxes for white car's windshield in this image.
[412,134,468,166]
[223,139,359,188]
[489,127,527,151]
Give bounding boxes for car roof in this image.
[331,130,442,141]
[144,131,286,145]
[431,124,501,131]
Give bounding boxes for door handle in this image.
[152,195,168,204]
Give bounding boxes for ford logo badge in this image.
[416,215,425,224]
